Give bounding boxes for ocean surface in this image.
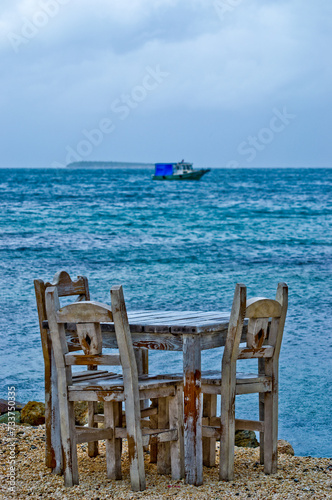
[0,167,331,458]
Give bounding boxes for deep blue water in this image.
[0,167,331,458]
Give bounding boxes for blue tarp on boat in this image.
[154,163,173,176]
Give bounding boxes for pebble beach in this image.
[1,423,331,499]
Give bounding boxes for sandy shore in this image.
[1,423,331,499]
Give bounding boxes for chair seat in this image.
[72,370,112,381]
[201,369,270,385]
[69,373,182,392]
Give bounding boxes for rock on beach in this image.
[20,401,45,426]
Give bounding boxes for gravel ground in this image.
[0,424,331,499]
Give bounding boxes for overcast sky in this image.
[1,0,331,168]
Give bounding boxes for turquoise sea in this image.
[0,167,331,458]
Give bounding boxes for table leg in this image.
[183,334,203,485]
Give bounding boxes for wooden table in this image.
[68,310,231,485]
[46,310,232,486]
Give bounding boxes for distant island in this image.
[67,161,155,168]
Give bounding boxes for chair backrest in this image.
[45,284,140,401]
[34,270,90,355]
[222,282,288,376]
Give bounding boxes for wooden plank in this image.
[142,430,176,446]
[236,381,272,394]
[57,301,113,323]
[50,346,63,474]
[262,283,287,474]
[258,358,265,465]
[203,393,217,467]
[111,285,146,492]
[237,346,274,359]
[142,427,177,438]
[169,385,184,480]
[235,419,265,432]
[87,401,98,457]
[183,334,202,486]
[246,298,281,319]
[76,322,102,355]
[140,407,158,418]
[220,283,246,482]
[34,279,53,469]
[114,427,178,444]
[128,334,183,351]
[68,390,125,402]
[202,426,220,439]
[264,358,278,474]
[137,386,175,400]
[247,317,268,349]
[168,313,229,326]
[46,287,79,486]
[142,324,175,333]
[128,311,226,323]
[69,377,124,390]
[44,270,88,298]
[66,331,184,351]
[138,378,178,389]
[93,414,104,423]
[202,416,220,427]
[67,329,229,352]
[202,417,265,433]
[202,371,270,385]
[65,353,121,366]
[157,397,170,475]
[105,401,122,479]
[76,426,113,444]
[72,370,112,381]
[72,369,109,378]
[149,398,158,463]
[171,323,227,334]
[236,373,271,384]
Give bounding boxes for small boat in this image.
[152,160,210,180]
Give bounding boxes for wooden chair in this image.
[34,270,99,471]
[201,282,288,481]
[34,270,149,471]
[45,284,184,491]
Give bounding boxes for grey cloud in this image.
[0,0,331,168]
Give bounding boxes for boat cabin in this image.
[174,161,193,174]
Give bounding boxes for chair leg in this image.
[259,393,265,465]
[149,398,158,463]
[169,386,184,480]
[59,399,79,486]
[258,358,265,465]
[219,393,235,481]
[125,401,146,491]
[49,351,63,474]
[157,397,171,475]
[203,393,217,467]
[263,387,278,473]
[105,401,122,480]
[45,356,53,468]
[263,359,278,474]
[88,402,99,457]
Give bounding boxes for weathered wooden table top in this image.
[44,310,231,333]
[121,310,230,333]
[43,310,233,350]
